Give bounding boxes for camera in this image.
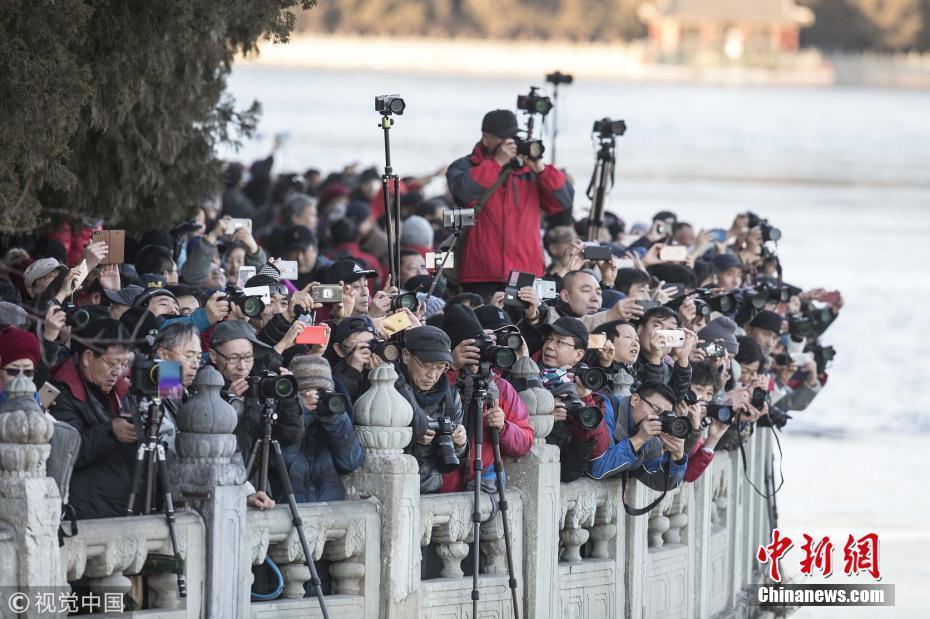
[132,357,160,397]
[514,137,545,160]
[751,387,768,410]
[248,370,298,400]
[573,363,608,392]
[705,402,735,425]
[370,338,401,363]
[495,330,523,351]
[754,279,791,303]
[808,342,836,374]
[58,301,92,330]
[693,299,711,318]
[701,339,726,358]
[747,212,781,243]
[311,285,343,304]
[472,332,518,370]
[426,416,460,473]
[807,305,834,329]
[658,410,692,439]
[315,389,348,418]
[592,118,627,138]
[551,382,602,430]
[694,289,736,314]
[546,71,574,85]
[375,94,405,116]
[582,243,612,261]
[442,208,476,230]
[224,285,265,318]
[516,86,553,116]
[788,313,814,341]
[390,291,419,312]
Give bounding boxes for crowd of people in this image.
[0,108,841,594]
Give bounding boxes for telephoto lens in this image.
[248,371,298,400]
[225,285,265,318]
[573,363,609,392]
[315,390,348,418]
[707,292,737,314]
[426,416,459,473]
[658,411,692,439]
[705,402,735,425]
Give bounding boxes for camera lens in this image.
[497,333,522,350]
[576,405,603,430]
[242,296,265,318]
[69,308,92,330]
[492,346,517,370]
[391,292,418,312]
[578,367,608,392]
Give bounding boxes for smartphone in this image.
[751,387,768,410]
[662,283,686,297]
[819,290,841,305]
[311,285,343,303]
[382,311,413,335]
[655,221,672,236]
[92,230,126,265]
[37,383,61,409]
[582,243,613,261]
[425,251,454,270]
[157,361,183,400]
[655,329,685,348]
[296,325,329,346]
[790,352,814,366]
[227,218,252,234]
[503,271,535,308]
[616,258,635,270]
[701,339,726,358]
[635,299,659,312]
[276,260,299,280]
[659,245,688,262]
[533,278,558,301]
[708,228,727,243]
[587,333,607,350]
[237,266,256,287]
[71,259,90,291]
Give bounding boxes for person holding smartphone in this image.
[0,326,42,404]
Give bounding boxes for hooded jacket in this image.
[446,144,573,284]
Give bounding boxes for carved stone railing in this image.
[62,511,205,616]
[247,499,380,619]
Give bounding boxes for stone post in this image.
[343,363,419,619]
[0,375,66,596]
[500,357,560,619]
[170,366,250,618]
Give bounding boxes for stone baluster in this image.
[503,356,560,619]
[560,491,597,563]
[646,491,675,549]
[344,362,419,618]
[323,518,368,596]
[664,485,691,545]
[0,375,66,592]
[170,366,249,618]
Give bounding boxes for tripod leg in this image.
[145,445,156,514]
[269,440,330,619]
[471,399,484,619]
[260,438,271,495]
[126,443,147,514]
[490,430,520,619]
[244,437,262,481]
[155,445,188,598]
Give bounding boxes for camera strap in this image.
[620,461,671,517]
[736,422,784,499]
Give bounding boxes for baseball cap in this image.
[319,258,376,285]
[209,320,271,355]
[331,315,376,345]
[23,258,67,288]
[481,110,520,139]
[711,254,743,273]
[403,325,453,364]
[474,305,513,331]
[282,225,317,252]
[540,316,589,350]
[104,285,144,307]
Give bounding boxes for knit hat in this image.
[289,354,334,392]
[0,327,41,367]
[0,302,28,329]
[698,316,740,354]
[23,258,66,288]
[400,215,433,249]
[749,310,783,335]
[442,304,484,349]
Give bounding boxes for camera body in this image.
[370,338,401,363]
[426,415,459,473]
[751,387,768,410]
[315,389,348,418]
[514,138,545,160]
[546,71,574,85]
[747,212,781,243]
[550,382,602,430]
[375,94,405,115]
[225,285,265,318]
[390,291,419,312]
[495,330,523,351]
[788,313,814,341]
[573,363,609,392]
[58,301,92,330]
[705,402,735,425]
[472,332,518,370]
[132,358,160,397]
[248,370,298,401]
[442,208,476,230]
[658,411,692,439]
[592,117,627,138]
[516,86,553,116]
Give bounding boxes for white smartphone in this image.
[227,218,252,234]
[790,352,814,366]
[656,329,686,348]
[277,260,299,279]
[237,266,256,287]
[425,251,454,270]
[659,245,688,262]
[533,278,558,300]
[616,258,635,270]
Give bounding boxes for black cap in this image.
[282,225,317,252]
[474,305,513,331]
[404,274,433,293]
[332,315,376,345]
[481,110,520,139]
[540,316,588,350]
[209,319,271,355]
[442,304,483,349]
[403,325,453,364]
[749,310,783,335]
[320,258,376,285]
[104,285,144,307]
[133,287,177,308]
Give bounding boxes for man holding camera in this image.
[588,381,688,490]
[446,109,574,300]
[394,325,467,494]
[635,306,697,402]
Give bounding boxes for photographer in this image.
[583,320,639,397]
[635,306,697,402]
[682,362,729,483]
[394,326,467,494]
[745,310,783,354]
[446,109,573,299]
[48,318,137,520]
[282,354,364,502]
[152,322,204,453]
[329,315,379,400]
[440,304,533,492]
[588,381,688,490]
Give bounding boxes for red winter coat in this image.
[440,370,534,493]
[446,144,573,284]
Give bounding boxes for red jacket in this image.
[684,436,715,483]
[440,369,534,492]
[446,145,573,284]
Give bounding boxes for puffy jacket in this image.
[633,356,693,404]
[446,144,573,283]
[49,358,137,520]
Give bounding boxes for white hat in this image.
[23,258,66,288]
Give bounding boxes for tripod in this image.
[126,396,187,598]
[379,114,402,284]
[585,136,617,242]
[465,366,520,619]
[245,398,330,619]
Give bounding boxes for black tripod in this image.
[586,135,618,242]
[126,396,187,598]
[466,366,520,619]
[379,114,402,284]
[245,398,330,619]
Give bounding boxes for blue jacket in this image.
[588,394,687,491]
[281,380,365,503]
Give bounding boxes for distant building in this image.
[639,0,815,61]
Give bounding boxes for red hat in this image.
[0,327,41,367]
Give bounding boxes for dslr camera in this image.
[375,94,405,115]
[550,382,602,430]
[517,86,553,116]
[592,117,627,138]
[514,137,545,160]
[131,357,161,398]
[658,410,692,439]
[747,212,781,243]
[705,402,735,425]
[573,363,609,392]
[248,370,298,401]
[546,71,574,85]
[57,301,92,330]
[426,416,460,473]
[224,285,265,318]
[370,338,401,363]
[472,332,518,370]
[315,390,348,418]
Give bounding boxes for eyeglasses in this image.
[640,395,671,416]
[4,368,35,378]
[98,356,132,373]
[545,335,577,349]
[215,351,255,366]
[410,354,448,374]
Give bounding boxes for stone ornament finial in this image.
[352,363,412,452]
[509,356,555,442]
[0,376,53,480]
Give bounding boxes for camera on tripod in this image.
[375,94,406,116]
[592,118,627,139]
[426,415,460,473]
[517,86,553,116]
[442,208,476,230]
[248,370,298,401]
[132,358,161,397]
[546,71,574,86]
[472,332,518,370]
[224,285,265,318]
[658,410,692,439]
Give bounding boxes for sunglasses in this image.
[4,368,35,378]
